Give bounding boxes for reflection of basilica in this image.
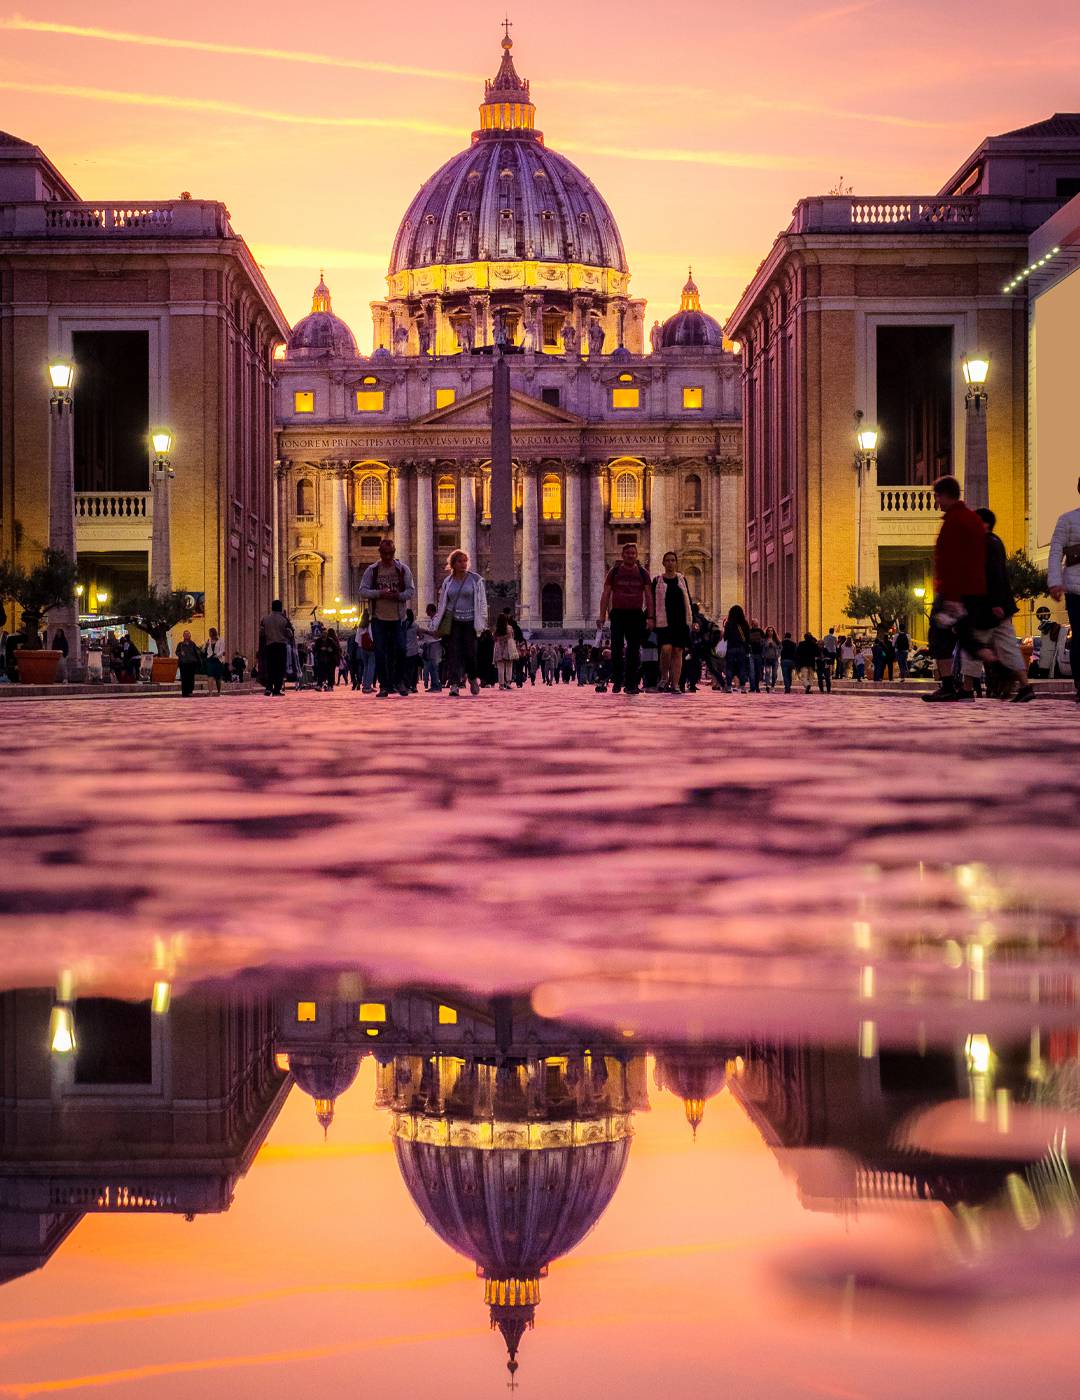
[274,31,743,631]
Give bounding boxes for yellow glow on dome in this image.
[392,1111,633,1150]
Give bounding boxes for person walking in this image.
[822,626,839,679]
[1048,474,1080,703]
[762,627,780,691]
[871,635,887,684]
[974,507,1035,703]
[723,605,751,693]
[176,630,200,698]
[418,603,443,692]
[747,618,766,693]
[816,640,833,693]
[794,632,820,693]
[838,635,854,679]
[259,599,293,696]
[403,610,421,691]
[923,474,987,703]
[358,537,416,699]
[314,628,341,691]
[431,549,487,697]
[493,614,516,689]
[653,551,693,695]
[203,627,226,695]
[894,627,910,681]
[597,542,654,696]
[779,632,797,693]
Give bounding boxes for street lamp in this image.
[961,352,990,510]
[96,589,109,613]
[47,355,81,669]
[149,427,175,593]
[853,411,880,590]
[913,585,926,600]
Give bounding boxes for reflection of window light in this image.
[612,388,640,410]
[359,1002,386,1022]
[274,1052,291,1072]
[438,1004,459,1025]
[296,1001,317,1023]
[965,1033,992,1075]
[435,388,456,410]
[294,391,314,413]
[356,390,384,412]
[49,1006,76,1055]
[683,386,703,410]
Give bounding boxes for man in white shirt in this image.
[1048,476,1080,702]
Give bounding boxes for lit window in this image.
[358,474,384,522]
[362,375,378,385]
[358,1002,386,1022]
[683,386,704,410]
[437,475,457,521]
[612,388,640,410]
[294,391,314,414]
[618,373,634,382]
[612,471,639,518]
[296,479,315,517]
[296,1001,316,1023]
[542,473,562,520]
[356,390,384,413]
[435,388,456,410]
[438,1004,459,1025]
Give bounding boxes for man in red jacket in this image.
[923,475,988,703]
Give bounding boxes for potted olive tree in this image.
[116,586,197,682]
[0,549,77,685]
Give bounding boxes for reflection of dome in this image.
[394,1113,631,1378]
[286,274,358,361]
[290,1049,365,1134]
[655,1051,730,1138]
[657,271,724,349]
[389,36,627,277]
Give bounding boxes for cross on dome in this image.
[311,272,333,314]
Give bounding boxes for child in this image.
[493,614,516,690]
[231,651,246,684]
[855,641,871,682]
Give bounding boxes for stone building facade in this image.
[0,131,289,651]
[274,37,742,631]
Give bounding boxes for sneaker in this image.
[1010,686,1036,703]
[922,687,959,703]
[397,686,409,696]
[624,686,640,696]
[611,684,622,694]
[470,678,481,696]
[448,687,460,697]
[377,689,391,699]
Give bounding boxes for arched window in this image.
[297,567,314,605]
[541,473,562,520]
[358,473,384,522]
[684,473,703,515]
[684,565,703,602]
[612,470,638,519]
[437,475,457,521]
[296,479,315,517]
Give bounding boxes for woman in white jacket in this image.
[203,627,227,695]
[652,551,694,694]
[431,549,488,697]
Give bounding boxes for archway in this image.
[541,582,563,626]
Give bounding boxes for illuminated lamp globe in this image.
[151,427,174,456]
[48,357,75,392]
[962,354,990,387]
[856,426,879,454]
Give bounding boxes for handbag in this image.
[438,577,467,637]
[1063,541,1080,568]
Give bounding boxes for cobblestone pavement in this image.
[2,689,1078,1038]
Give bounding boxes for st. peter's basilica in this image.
[274,30,743,632]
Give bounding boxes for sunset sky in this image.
[1,2,1079,344]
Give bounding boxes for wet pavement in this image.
[1,688,1079,1397]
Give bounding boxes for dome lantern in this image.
[477,24,537,137]
[680,269,702,312]
[286,272,358,361]
[656,272,724,352]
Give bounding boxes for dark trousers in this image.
[816,659,833,693]
[265,642,287,695]
[447,618,478,686]
[179,662,198,697]
[780,659,794,693]
[371,617,406,693]
[609,608,646,690]
[1067,593,1080,695]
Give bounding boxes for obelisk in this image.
[487,324,518,621]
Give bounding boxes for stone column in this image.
[588,465,607,620]
[708,462,723,616]
[415,462,435,610]
[519,461,541,625]
[392,462,412,568]
[48,390,80,666]
[648,461,673,573]
[470,295,489,350]
[717,460,743,608]
[331,463,352,601]
[150,460,173,597]
[274,460,290,605]
[856,457,879,592]
[564,462,584,628]
[460,463,479,564]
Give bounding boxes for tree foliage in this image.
[845,582,923,632]
[1005,549,1048,601]
[116,586,196,656]
[0,548,77,649]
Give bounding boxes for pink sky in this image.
[1,2,1079,345]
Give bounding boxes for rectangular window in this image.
[541,387,561,407]
[296,1000,317,1023]
[358,1002,387,1022]
[611,388,640,410]
[435,388,456,410]
[438,1004,459,1025]
[683,386,704,410]
[293,391,314,414]
[73,331,150,492]
[356,390,385,412]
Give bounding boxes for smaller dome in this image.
[286,273,358,361]
[657,270,724,350]
[290,1049,365,1135]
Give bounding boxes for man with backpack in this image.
[596,542,655,696]
[358,536,416,698]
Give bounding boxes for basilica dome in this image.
[656,272,724,350]
[289,1048,365,1134]
[286,274,357,361]
[389,37,627,277]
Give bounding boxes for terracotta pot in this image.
[150,656,180,683]
[15,649,62,685]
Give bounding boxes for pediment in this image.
[411,386,586,430]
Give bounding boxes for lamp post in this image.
[961,352,990,510]
[853,411,879,590]
[47,356,81,668]
[150,427,175,593]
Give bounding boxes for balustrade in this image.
[75,491,151,520]
[877,485,936,515]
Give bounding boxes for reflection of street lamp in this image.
[150,427,175,593]
[47,356,81,668]
[853,411,879,588]
[961,352,990,510]
[49,970,76,1056]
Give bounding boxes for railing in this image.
[790,195,1063,236]
[877,486,936,515]
[0,200,232,238]
[75,491,150,520]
